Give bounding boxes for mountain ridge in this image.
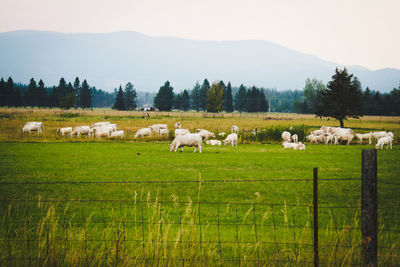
[0,30,398,92]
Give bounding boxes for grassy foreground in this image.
[0,142,399,265]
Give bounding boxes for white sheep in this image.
[282,131,291,143]
[376,136,392,149]
[355,132,372,144]
[170,133,203,153]
[223,133,238,147]
[206,140,222,146]
[218,132,226,137]
[159,128,169,136]
[57,127,73,137]
[149,124,168,135]
[135,128,152,138]
[111,130,124,139]
[71,126,91,138]
[175,122,182,129]
[91,121,110,127]
[21,123,43,135]
[197,130,215,141]
[231,125,239,134]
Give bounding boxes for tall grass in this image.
[1,192,398,266]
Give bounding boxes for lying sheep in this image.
[376,136,392,149]
[206,140,222,146]
[282,142,305,150]
[170,133,203,153]
[223,133,238,147]
[135,128,152,138]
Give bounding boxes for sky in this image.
[1,0,399,70]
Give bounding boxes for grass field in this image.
[0,108,399,266]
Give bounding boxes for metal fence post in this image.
[362,149,378,267]
[313,167,319,267]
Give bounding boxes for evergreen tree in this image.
[14,87,22,106]
[258,89,268,112]
[24,78,37,107]
[48,86,59,107]
[113,86,126,110]
[37,79,48,107]
[363,87,374,115]
[0,78,5,106]
[124,82,137,110]
[223,82,234,112]
[173,93,182,110]
[80,79,92,109]
[5,77,16,106]
[153,81,174,111]
[73,77,80,107]
[60,82,75,109]
[199,79,210,111]
[181,90,190,111]
[234,84,247,112]
[190,81,201,111]
[207,81,224,112]
[57,78,68,100]
[316,68,363,127]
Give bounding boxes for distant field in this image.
[0,108,399,265]
[0,107,399,143]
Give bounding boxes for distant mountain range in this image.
[0,30,399,92]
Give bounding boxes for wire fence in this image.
[0,152,399,266]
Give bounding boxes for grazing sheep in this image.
[175,129,190,136]
[71,126,91,138]
[21,123,43,135]
[376,136,392,149]
[231,125,239,134]
[337,133,354,145]
[175,122,182,129]
[291,134,298,143]
[135,128,152,138]
[324,133,335,145]
[197,130,215,141]
[206,140,222,146]
[223,133,238,147]
[170,133,203,153]
[111,130,124,139]
[94,127,111,138]
[57,127,73,137]
[355,132,372,144]
[282,131,291,143]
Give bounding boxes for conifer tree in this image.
[124,82,137,110]
[79,79,92,109]
[37,79,48,107]
[24,78,37,107]
[181,90,190,111]
[199,79,210,111]
[190,81,201,111]
[223,82,234,112]
[113,86,126,110]
[316,68,363,127]
[5,77,15,106]
[153,81,174,111]
[0,78,5,106]
[15,87,22,107]
[48,86,59,107]
[234,84,247,112]
[258,89,268,112]
[73,77,80,107]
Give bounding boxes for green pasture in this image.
[0,142,399,265]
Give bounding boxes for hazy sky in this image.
[1,0,399,70]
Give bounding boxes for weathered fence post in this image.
[313,167,319,267]
[362,149,378,267]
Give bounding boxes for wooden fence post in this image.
[362,149,378,266]
[313,167,319,267]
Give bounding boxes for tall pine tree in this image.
[124,82,137,110]
[234,84,247,112]
[181,90,190,111]
[37,79,48,107]
[223,82,234,112]
[190,81,201,111]
[0,78,5,106]
[73,77,80,108]
[48,86,59,107]
[113,86,126,110]
[24,78,37,107]
[199,79,210,111]
[5,77,15,106]
[79,79,92,109]
[153,81,174,111]
[316,68,363,127]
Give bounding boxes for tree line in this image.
[0,76,117,109]
[152,79,269,113]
